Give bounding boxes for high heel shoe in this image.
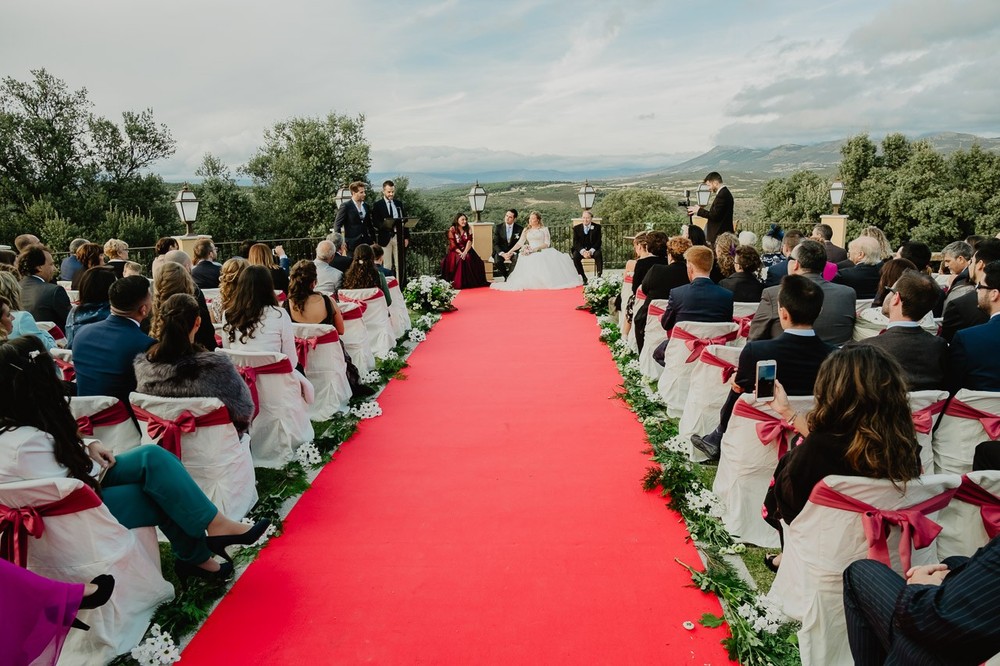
[204,519,271,563]
[72,574,116,630]
[764,553,781,573]
[173,559,234,587]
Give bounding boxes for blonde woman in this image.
[150,261,196,340]
[209,257,249,323]
[247,243,289,293]
[714,232,740,278]
[103,238,129,279]
[490,211,582,291]
[858,226,893,261]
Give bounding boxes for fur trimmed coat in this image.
[133,351,254,435]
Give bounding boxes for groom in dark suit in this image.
[333,181,375,253]
[492,209,523,280]
[571,210,603,284]
[687,171,734,245]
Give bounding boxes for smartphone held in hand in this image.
[756,360,777,402]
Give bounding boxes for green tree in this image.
[592,188,684,234]
[756,170,829,231]
[192,153,260,242]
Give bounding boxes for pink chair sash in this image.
[294,329,341,371]
[699,350,737,383]
[624,274,633,284]
[386,277,399,289]
[808,480,957,571]
[635,288,646,300]
[647,304,666,318]
[944,399,1000,439]
[340,304,366,320]
[733,315,753,338]
[0,485,102,567]
[131,405,232,459]
[669,327,740,363]
[911,399,947,434]
[76,401,131,436]
[954,475,1000,539]
[339,293,382,306]
[732,400,796,458]
[52,358,75,382]
[236,358,294,418]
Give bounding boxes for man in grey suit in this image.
[749,240,857,345]
[313,240,343,293]
[17,244,70,330]
[851,270,948,391]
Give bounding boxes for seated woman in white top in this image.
[222,265,297,361]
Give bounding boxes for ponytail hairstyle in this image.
[145,293,202,364]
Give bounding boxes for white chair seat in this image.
[340,302,375,375]
[385,277,411,340]
[293,323,352,420]
[677,344,743,461]
[657,321,740,418]
[339,287,394,358]
[732,301,759,318]
[638,298,669,381]
[69,395,141,454]
[937,470,1000,559]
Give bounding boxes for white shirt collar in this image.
[783,328,816,337]
[886,320,920,328]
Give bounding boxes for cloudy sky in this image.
[3,0,998,179]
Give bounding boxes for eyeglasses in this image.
[976,283,997,291]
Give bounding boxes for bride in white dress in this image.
[490,211,583,291]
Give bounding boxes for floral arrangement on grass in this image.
[595,315,800,666]
[404,275,458,313]
[582,274,623,315]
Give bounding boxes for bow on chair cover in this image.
[732,400,796,457]
[338,293,381,306]
[954,475,1000,539]
[236,358,294,418]
[669,327,740,363]
[944,399,1000,439]
[647,303,666,318]
[132,405,232,458]
[294,330,340,372]
[911,400,947,434]
[733,315,753,338]
[386,278,399,289]
[808,480,958,571]
[699,350,737,383]
[340,305,366,320]
[635,288,646,300]
[76,401,131,436]
[0,486,102,567]
[52,357,75,382]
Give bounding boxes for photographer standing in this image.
[687,171,734,245]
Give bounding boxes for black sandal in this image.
[764,554,780,573]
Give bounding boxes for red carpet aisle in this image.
[182,288,735,665]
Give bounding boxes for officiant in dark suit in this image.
[333,181,375,253]
[492,209,523,280]
[687,171,734,245]
[571,210,603,284]
[371,180,410,273]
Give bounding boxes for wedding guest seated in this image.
[14,233,40,252]
[0,249,15,266]
[857,225,894,265]
[103,238,129,279]
[441,213,488,289]
[313,240,343,294]
[898,240,932,274]
[833,236,882,299]
[762,346,921,569]
[683,224,709,248]
[123,261,143,277]
[763,230,803,287]
[69,243,105,290]
[342,244,391,306]
[714,232,739,280]
[850,270,947,391]
[619,231,650,335]
[719,245,764,302]
[284,260,345,333]
[65,267,116,346]
[634,235,691,354]
[157,252,217,350]
[843,536,1000,666]
[191,239,221,289]
[940,240,975,309]
[760,226,785,270]
[0,271,57,350]
[222,265,297,362]
[72,276,155,405]
[372,244,395,278]
[326,232,352,274]
[0,335,269,583]
[813,222,848,263]
[151,237,179,276]
[947,260,1000,393]
[941,239,1000,341]
[248,242,289,293]
[0,296,11,341]
[209,258,249,324]
[60,237,89,283]
[692,275,833,460]
[17,244,70,331]
[134,293,254,435]
[870,258,917,308]
[750,240,857,345]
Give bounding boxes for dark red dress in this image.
[441,228,488,289]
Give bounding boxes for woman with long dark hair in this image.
[0,336,268,583]
[65,267,116,345]
[151,237,179,275]
[342,244,391,305]
[441,213,488,289]
[222,265,297,361]
[69,243,104,290]
[285,260,345,332]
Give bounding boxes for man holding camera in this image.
[686,171,734,245]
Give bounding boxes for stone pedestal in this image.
[471,221,494,281]
[173,234,212,257]
[691,215,708,232]
[820,214,848,249]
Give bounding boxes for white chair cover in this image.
[292,323,352,421]
[69,395,141,454]
[936,470,1000,559]
[625,294,645,353]
[0,476,174,666]
[732,301,759,318]
[932,389,1000,474]
[713,394,815,548]
[638,298,669,381]
[767,473,961,666]
[201,288,220,303]
[908,390,948,474]
[36,320,67,347]
[618,273,633,332]
[854,298,873,313]
[677,345,744,461]
[130,393,257,519]
[851,308,939,340]
[657,321,739,418]
[340,287,394,358]
[49,347,74,382]
[339,302,376,375]
[385,277,411,340]
[216,349,314,468]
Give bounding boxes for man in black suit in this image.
[843,536,1000,666]
[812,223,848,263]
[686,172,733,245]
[191,238,221,289]
[333,181,375,252]
[370,180,409,273]
[571,210,603,284]
[947,260,1000,393]
[17,244,70,330]
[941,239,1000,341]
[833,236,881,299]
[692,275,834,460]
[852,270,947,391]
[749,240,857,345]
[634,236,691,354]
[326,232,353,273]
[492,209,523,280]
[763,230,804,288]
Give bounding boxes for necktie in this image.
[506,226,511,241]
[388,200,395,218]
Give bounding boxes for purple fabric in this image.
[0,557,83,665]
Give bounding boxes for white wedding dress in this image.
[490,227,583,291]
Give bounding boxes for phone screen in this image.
[756,363,776,400]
